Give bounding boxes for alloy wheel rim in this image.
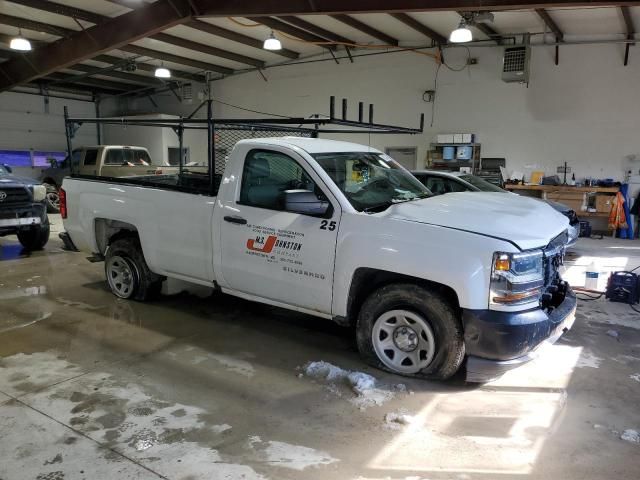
[372,309,436,374]
[46,191,60,209]
[107,256,136,298]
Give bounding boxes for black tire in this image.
[17,216,50,251]
[356,283,465,380]
[44,184,60,214]
[104,237,163,301]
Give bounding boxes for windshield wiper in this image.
[361,202,394,213]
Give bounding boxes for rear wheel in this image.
[105,237,162,301]
[17,216,50,251]
[44,184,60,214]
[356,283,465,380]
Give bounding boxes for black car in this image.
[0,164,50,250]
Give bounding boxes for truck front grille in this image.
[0,186,31,207]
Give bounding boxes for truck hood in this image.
[387,192,569,250]
[0,175,38,186]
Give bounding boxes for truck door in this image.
[218,148,340,315]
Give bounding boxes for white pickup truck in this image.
[61,137,577,382]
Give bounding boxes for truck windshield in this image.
[313,152,431,212]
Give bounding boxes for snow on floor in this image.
[621,429,640,444]
[302,360,406,409]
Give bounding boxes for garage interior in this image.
[1,1,640,479]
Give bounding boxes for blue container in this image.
[456,146,472,160]
[443,146,455,161]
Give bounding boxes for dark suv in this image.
[0,164,50,250]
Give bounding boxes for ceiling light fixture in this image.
[263,31,282,51]
[154,63,171,78]
[449,19,473,43]
[10,29,31,51]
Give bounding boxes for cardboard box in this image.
[461,133,474,143]
[595,195,613,213]
[546,192,584,212]
[453,134,464,143]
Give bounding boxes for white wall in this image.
[206,43,640,182]
[0,91,97,179]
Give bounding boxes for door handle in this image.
[224,216,247,225]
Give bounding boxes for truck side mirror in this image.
[3,164,12,173]
[284,189,329,216]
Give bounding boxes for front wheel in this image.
[17,216,50,251]
[104,237,162,301]
[356,283,465,380]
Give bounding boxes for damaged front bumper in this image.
[462,287,577,383]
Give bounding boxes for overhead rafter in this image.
[389,13,447,45]
[45,72,139,92]
[276,16,356,45]
[191,0,640,16]
[535,8,563,65]
[7,0,264,67]
[93,54,206,83]
[150,33,265,68]
[620,6,635,65]
[253,17,335,45]
[0,0,195,92]
[185,19,299,59]
[331,14,399,45]
[122,44,232,74]
[0,14,203,84]
[66,64,164,86]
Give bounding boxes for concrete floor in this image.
[1,215,639,480]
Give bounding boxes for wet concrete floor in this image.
[1,215,639,479]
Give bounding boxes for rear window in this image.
[84,149,98,166]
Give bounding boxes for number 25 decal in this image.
[320,220,336,231]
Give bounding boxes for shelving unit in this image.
[427,143,481,172]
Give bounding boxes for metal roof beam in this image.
[276,16,356,44]
[0,0,194,91]
[388,13,447,44]
[535,8,564,40]
[185,20,299,59]
[192,0,640,16]
[7,0,263,68]
[331,14,399,45]
[253,17,334,45]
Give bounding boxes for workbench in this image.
[505,184,619,219]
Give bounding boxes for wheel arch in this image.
[94,218,139,255]
[345,268,461,326]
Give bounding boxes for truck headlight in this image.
[32,185,46,202]
[490,250,544,308]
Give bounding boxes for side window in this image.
[444,178,467,193]
[425,176,447,195]
[105,149,124,165]
[240,149,316,211]
[83,149,98,166]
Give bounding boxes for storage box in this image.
[595,195,613,213]
[437,134,454,144]
[453,134,464,144]
[461,133,474,143]
[546,192,584,212]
